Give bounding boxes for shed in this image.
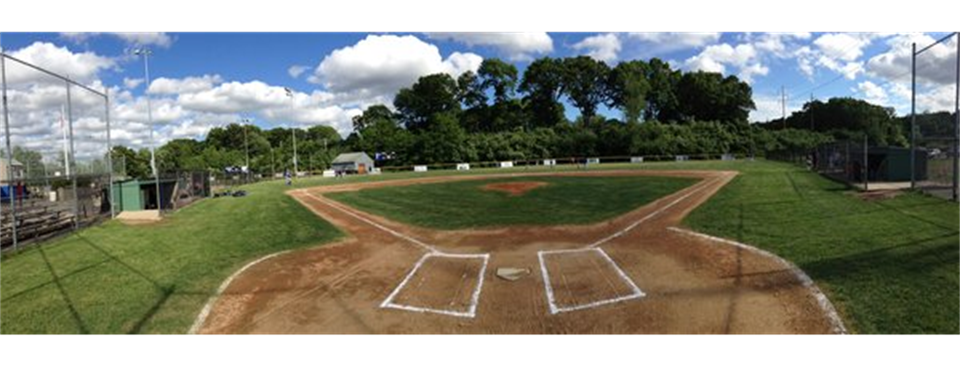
[331,152,374,174]
[112,178,178,211]
[0,158,25,182]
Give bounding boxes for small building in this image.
[332,152,374,174]
[859,146,927,182]
[112,178,178,211]
[0,158,25,182]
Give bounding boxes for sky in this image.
[0,32,957,163]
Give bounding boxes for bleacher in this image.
[1,198,76,249]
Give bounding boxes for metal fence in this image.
[1,51,115,251]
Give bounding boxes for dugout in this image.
[852,146,928,182]
[112,178,178,211]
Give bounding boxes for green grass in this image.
[325,175,697,229]
[0,180,342,334]
[1,160,956,334]
[683,161,959,334]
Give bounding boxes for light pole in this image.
[133,47,162,212]
[284,87,298,179]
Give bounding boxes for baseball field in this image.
[1,160,957,334]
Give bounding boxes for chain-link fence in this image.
[910,32,959,200]
[1,52,114,251]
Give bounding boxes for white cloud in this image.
[59,33,174,48]
[749,93,804,123]
[572,33,621,62]
[795,33,884,80]
[813,33,872,62]
[177,80,295,114]
[684,43,768,83]
[867,33,957,87]
[148,74,223,95]
[123,78,144,89]
[441,52,484,76]
[856,81,889,105]
[627,32,721,56]
[424,32,553,61]
[748,33,812,58]
[3,42,114,85]
[287,65,309,79]
[310,34,483,104]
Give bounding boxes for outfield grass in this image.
[1,160,956,333]
[326,175,697,229]
[683,162,959,334]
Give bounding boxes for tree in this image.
[157,139,204,173]
[519,57,567,128]
[394,73,461,131]
[772,97,905,146]
[348,105,411,164]
[607,60,651,124]
[456,71,488,132]
[406,112,473,164]
[561,56,610,123]
[643,58,682,121]
[110,145,150,178]
[351,104,395,132]
[478,58,519,104]
[675,71,754,123]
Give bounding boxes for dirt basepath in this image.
[196,170,842,334]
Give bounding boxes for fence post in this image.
[863,135,869,192]
[1,52,18,250]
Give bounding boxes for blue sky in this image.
[1,32,957,159]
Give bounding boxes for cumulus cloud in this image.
[3,42,114,85]
[684,43,769,83]
[287,65,309,79]
[424,32,553,61]
[59,32,174,48]
[310,34,483,104]
[867,33,957,87]
[856,81,889,105]
[148,74,223,95]
[123,78,144,89]
[627,32,721,57]
[572,33,621,63]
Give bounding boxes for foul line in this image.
[299,192,437,253]
[667,227,847,334]
[587,176,724,248]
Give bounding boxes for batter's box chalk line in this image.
[380,252,490,318]
[538,247,646,315]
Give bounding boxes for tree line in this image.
[12,55,917,180]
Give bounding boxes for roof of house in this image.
[1,158,23,167]
[332,152,372,164]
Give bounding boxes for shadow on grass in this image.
[873,199,959,232]
[36,245,89,334]
[74,235,186,334]
[801,232,959,281]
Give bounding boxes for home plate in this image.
[496,267,531,281]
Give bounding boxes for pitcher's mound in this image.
[480,181,548,196]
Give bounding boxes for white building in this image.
[0,158,25,182]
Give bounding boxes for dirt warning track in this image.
[195,170,844,334]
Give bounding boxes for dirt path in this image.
[196,169,842,334]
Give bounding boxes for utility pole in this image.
[781,86,787,129]
[810,94,815,131]
[911,42,917,189]
[953,32,959,201]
